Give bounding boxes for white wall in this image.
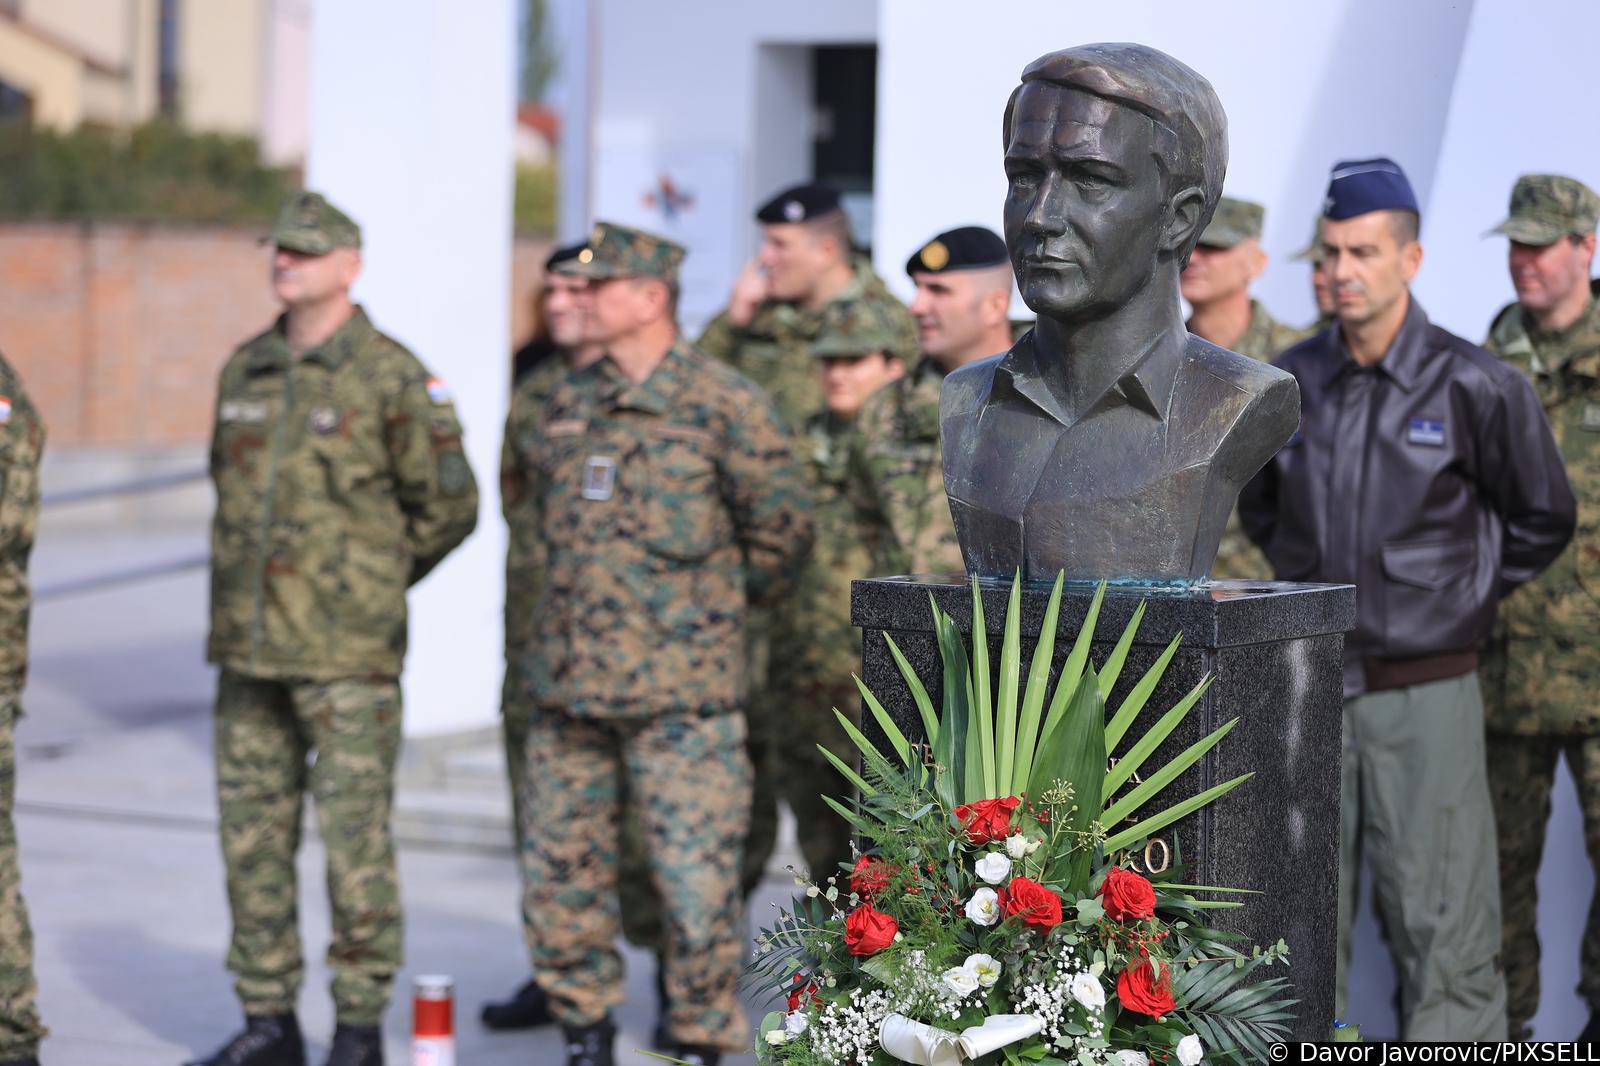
[307,0,514,737]
[587,0,876,327]
[874,0,1504,333]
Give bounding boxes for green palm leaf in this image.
[883,633,940,741]
[1103,675,1214,800]
[994,572,1023,796]
[968,574,997,798]
[1097,600,1146,699]
[1103,772,1254,853]
[1027,663,1106,892]
[1104,633,1182,751]
[851,675,911,768]
[1100,718,1239,826]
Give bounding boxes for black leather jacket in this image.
[1239,296,1575,696]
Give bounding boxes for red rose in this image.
[844,903,898,956]
[1098,866,1157,921]
[1117,959,1175,1018]
[954,796,1021,844]
[850,856,895,899]
[998,876,1063,929]
[786,974,821,1012]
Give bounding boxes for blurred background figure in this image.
[1479,173,1600,1042]
[1181,195,1306,581]
[852,225,1013,578]
[1293,217,1339,333]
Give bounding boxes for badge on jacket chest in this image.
[581,456,616,500]
[1406,415,1445,447]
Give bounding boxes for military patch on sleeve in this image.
[581,456,616,500]
[426,377,453,404]
[0,397,12,425]
[438,451,471,497]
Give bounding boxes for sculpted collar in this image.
[596,340,693,415]
[250,305,373,373]
[989,325,1184,428]
[1331,294,1430,393]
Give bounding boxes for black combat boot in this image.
[324,1023,382,1066]
[480,977,554,1030]
[186,1014,307,1066]
[561,1018,616,1066]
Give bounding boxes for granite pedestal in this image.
[852,575,1355,1042]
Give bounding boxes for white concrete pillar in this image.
[307,0,515,736]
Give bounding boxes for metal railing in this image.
[35,466,210,600]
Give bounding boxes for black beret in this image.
[545,241,586,272]
[1323,157,1419,221]
[755,182,841,224]
[905,226,1008,276]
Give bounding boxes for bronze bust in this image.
[941,43,1300,583]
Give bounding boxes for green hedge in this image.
[0,121,295,223]
[515,162,555,235]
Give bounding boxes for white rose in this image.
[764,1028,789,1046]
[965,887,1001,926]
[1177,1034,1204,1065]
[1004,833,1031,859]
[942,965,981,998]
[964,953,1003,987]
[1069,971,1106,1010]
[1114,1052,1149,1066]
[974,852,1012,885]
[783,1011,809,1035]
[1025,837,1041,854]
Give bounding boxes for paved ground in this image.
[9,462,1595,1061]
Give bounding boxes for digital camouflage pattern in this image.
[208,307,479,680]
[0,352,44,1061]
[849,358,965,577]
[1487,174,1600,247]
[214,671,403,1024]
[1196,195,1265,249]
[812,297,918,361]
[1207,300,1308,580]
[266,190,362,255]
[1488,733,1600,1038]
[1481,281,1600,735]
[1481,281,1600,1037]
[768,412,883,880]
[0,683,44,1060]
[697,258,917,432]
[566,220,686,282]
[505,340,813,718]
[521,707,751,1050]
[0,354,42,681]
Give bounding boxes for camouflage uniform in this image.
[766,301,910,883]
[1186,197,1309,581]
[1478,173,1600,1039]
[208,194,480,1023]
[507,222,813,1051]
[697,257,915,901]
[0,353,44,1062]
[850,358,964,577]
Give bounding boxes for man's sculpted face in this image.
[1003,84,1168,322]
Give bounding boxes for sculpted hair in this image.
[1002,43,1228,265]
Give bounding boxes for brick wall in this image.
[0,222,552,448]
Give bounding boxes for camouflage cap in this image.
[813,299,914,361]
[1487,173,1600,245]
[1291,216,1324,263]
[568,221,686,282]
[265,190,362,254]
[1196,196,1265,249]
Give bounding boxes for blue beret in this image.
[756,182,841,224]
[905,226,1009,276]
[1323,157,1419,221]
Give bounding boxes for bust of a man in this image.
[941,43,1300,583]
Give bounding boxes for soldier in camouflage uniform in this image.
[769,300,910,883]
[1292,215,1338,333]
[1179,196,1307,580]
[696,183,915,906]
[851,227,1016,578]
[1478,173,1600,1042]
[506,222,813,1066]
[485,242,602,1031]
[191,192,480,1066]
[0,353,44,1066]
